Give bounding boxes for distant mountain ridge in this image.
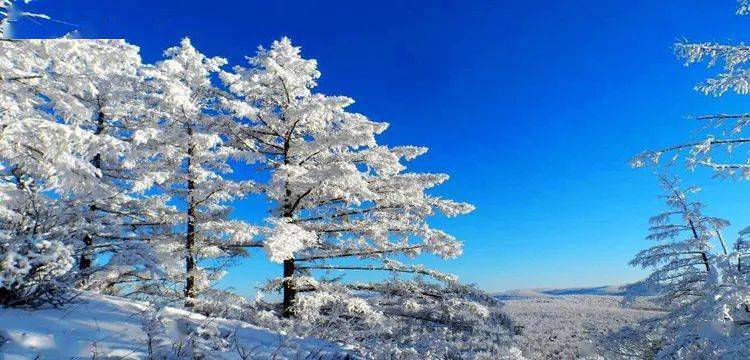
[494,283,656,300]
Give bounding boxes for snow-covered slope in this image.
[497,287,663,359]
[0,293,345,359]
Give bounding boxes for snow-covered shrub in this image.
[186,288,256,320]
[249,277,522,359]
[0,234,74,307]
[140,306,235,360]
[602,320,663,359]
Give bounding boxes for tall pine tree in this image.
[145,38,257,305]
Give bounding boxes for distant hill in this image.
[494,283,656,300]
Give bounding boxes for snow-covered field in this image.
[0,293,345,359]
[497,287,664,359]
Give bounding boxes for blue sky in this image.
[14,0,750,294]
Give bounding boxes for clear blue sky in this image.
[14,0,750,294]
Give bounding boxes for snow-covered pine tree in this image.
[0,1,11,37]
[33,40,174,291]
[632,2,750,176]
[631,176,728,307]
[624,176,750,358]
[0,40,117,306]
[0,41,114,193]
[143,38,258,305]
[626,2,750,357]
[222,37,471,315]
[222,38,516,358]
[0,0,49,39]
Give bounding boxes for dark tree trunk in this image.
[281,187,296,317]
[281,127,299,318]
[184,125,196,306]
[79,235,93,271]
[282,258,296,318]
[0,287,10,306]
[80,110,105,275]
[184,191,196,303]
[687,217,711,272]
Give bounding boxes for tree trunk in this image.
[282,258,296,318]
[80,110,104,275]
[281,187,296,317]
[184,125,196,306]
[79,235,93,271]
[281,130,298,318]
[687,218,711,272]
[185,193,196,303]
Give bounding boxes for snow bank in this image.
[0,292,345,359]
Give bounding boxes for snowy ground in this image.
[0,292,345,359]
[0,287,664,360]
[498,286,664,359]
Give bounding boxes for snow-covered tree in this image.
[0,40,108,306]
[735,229,750,274]
[1,0,20,38]
[1,0,50,39]
[0,1,11,37]
[224,35,472,315]
[637,251,750,358]
[0,41,114,192]
[3,9,519,355]
[631,176,728,307]
[623,176,750,358]
[222,38,516,358]
[143,38,258,305]
[0,112,75,307]
[632,3,750,176]
[739,0,750,15]
[32,40,176,291]
[627,3,750,357]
